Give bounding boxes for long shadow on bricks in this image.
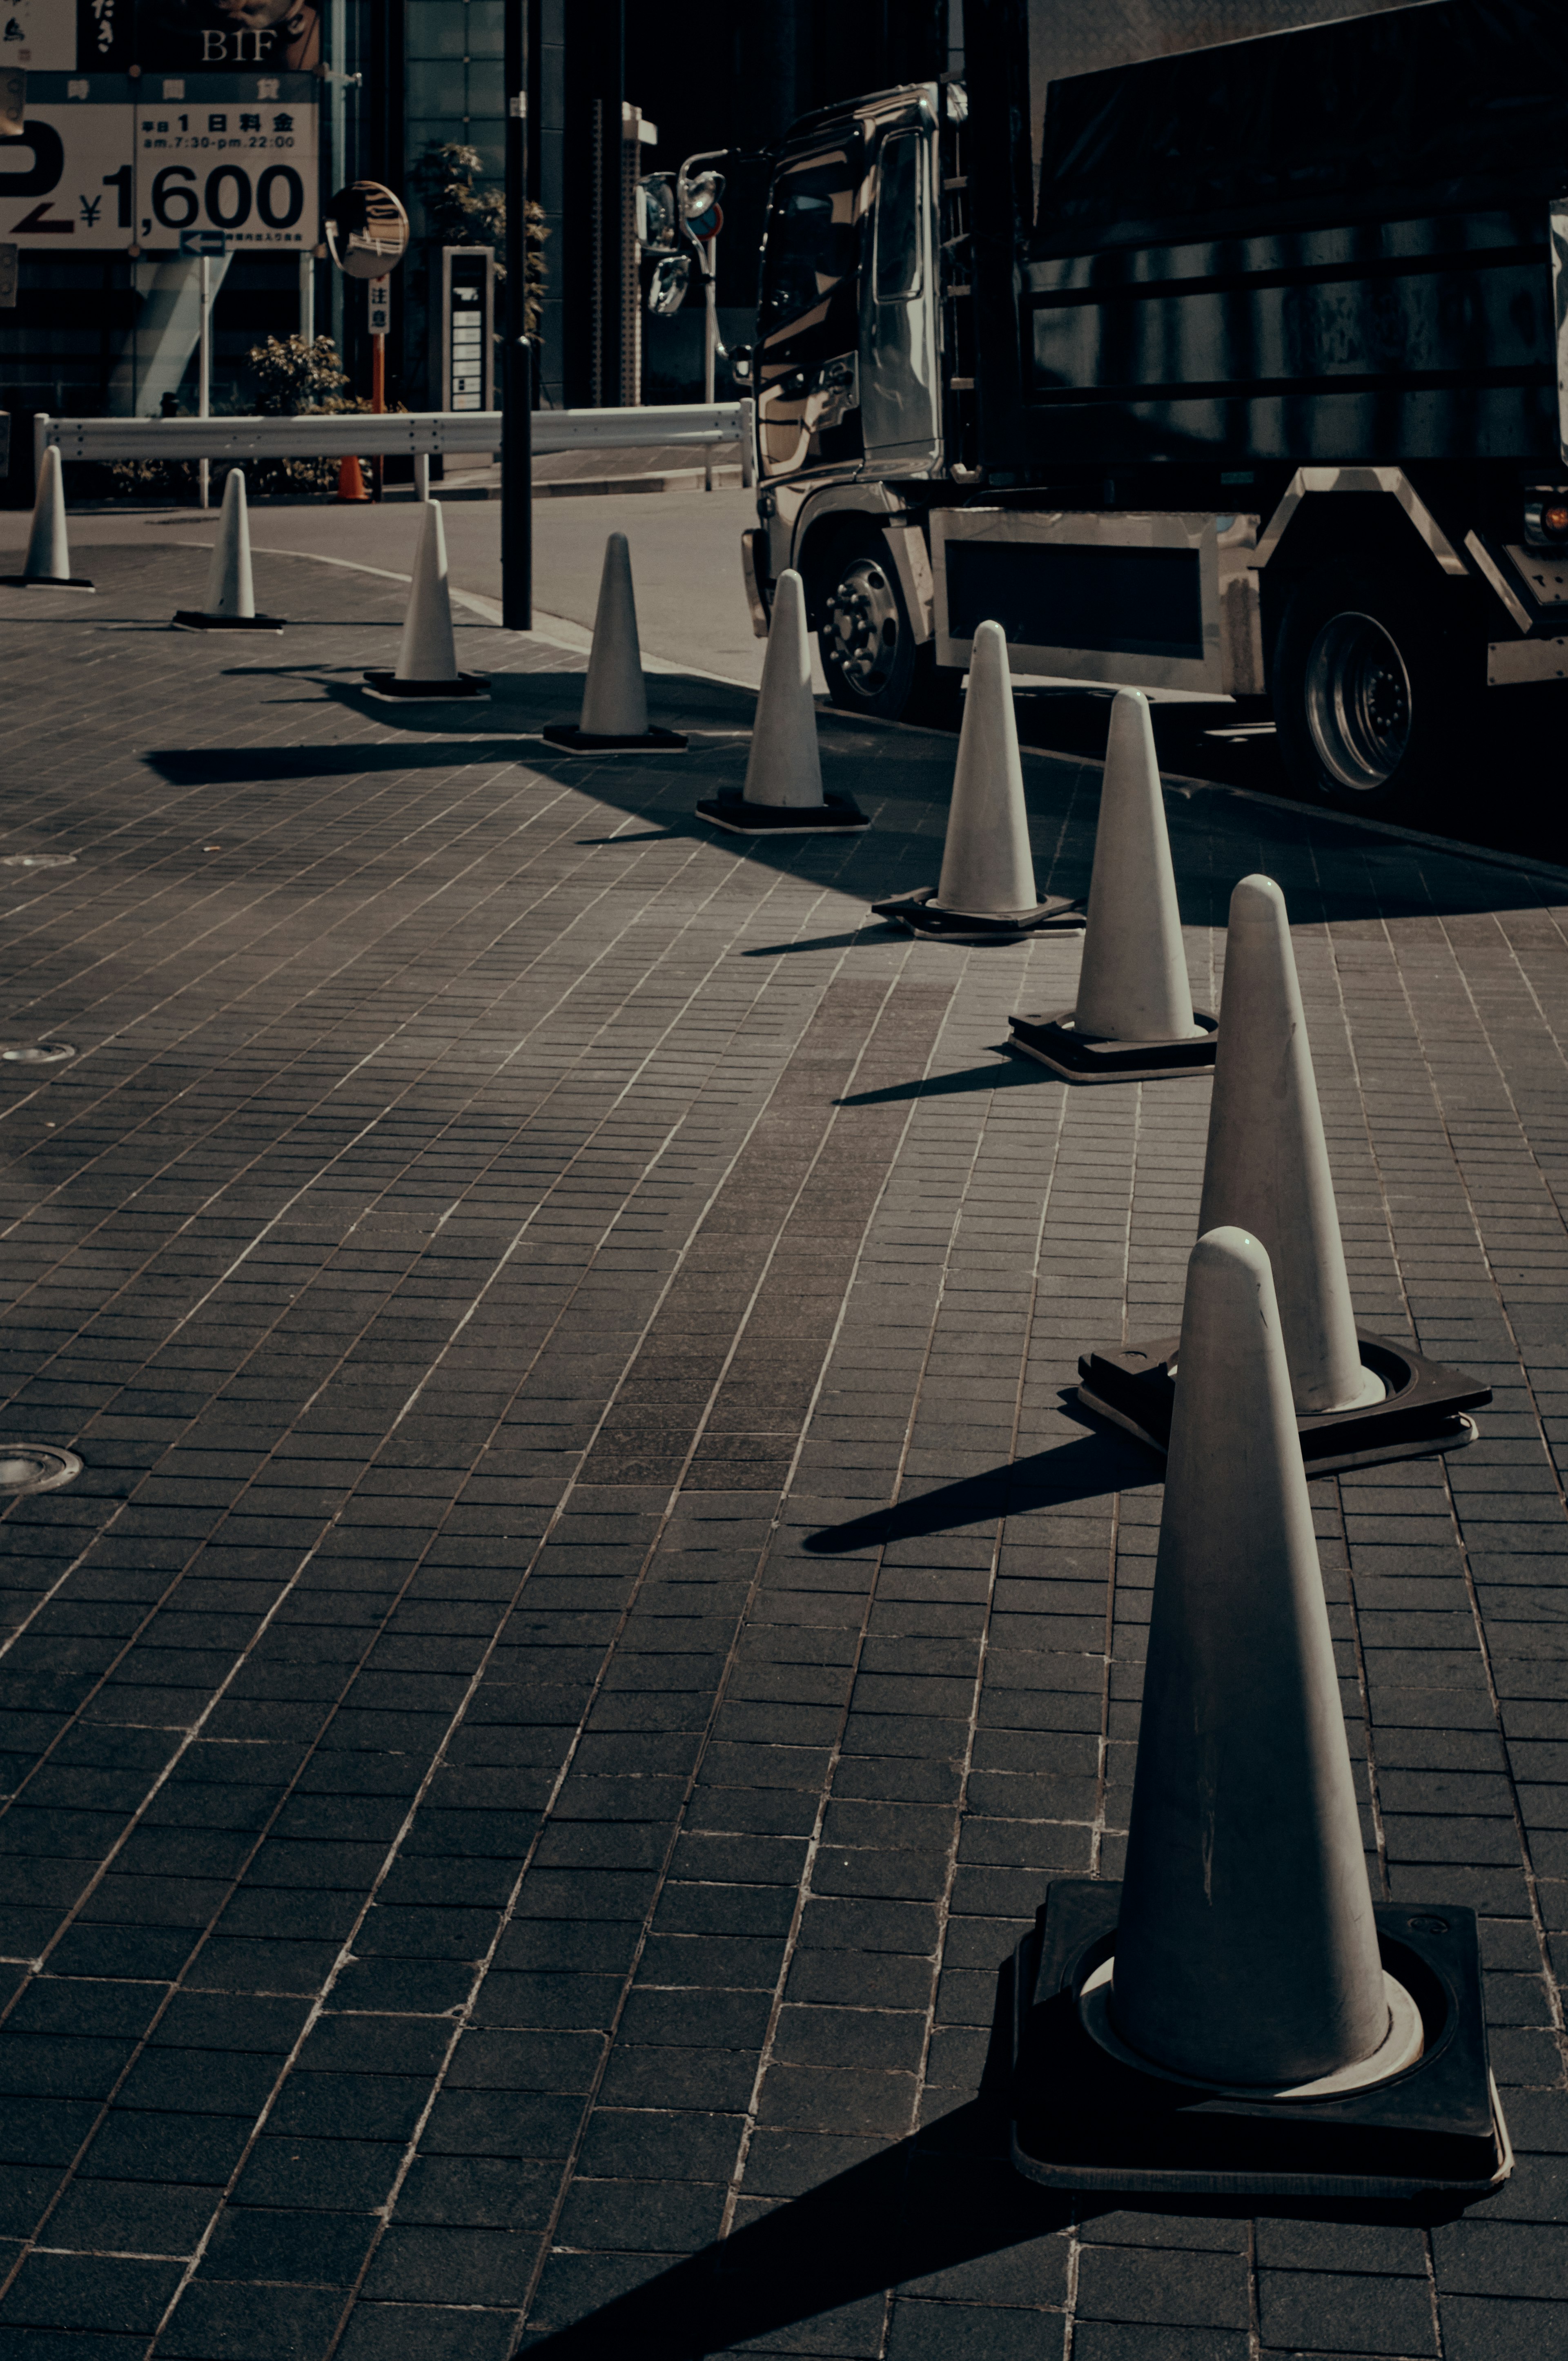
[802,1428,1146,1554]
[518,1964,1481,2357]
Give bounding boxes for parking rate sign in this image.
[1,71,318,250]
[135,77,318,248]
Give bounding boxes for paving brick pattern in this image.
[0,544,1563,2359]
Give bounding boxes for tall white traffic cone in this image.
[1007,1217,1510,2200]
[8,446,94,591]
[172,470,284,632]
[363,501,484,699]
[873,621,1078,933]
[1108,1226,1412,2089]
[1009,687,1216,1075]
[697,569,865,833]
[1075,868,1489,1467]
[1198,876,1380,1414]
[544,533,686,751]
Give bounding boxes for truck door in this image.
[859,111,941,474]
[755,135,867,481]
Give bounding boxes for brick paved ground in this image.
[0,542,1564,2361]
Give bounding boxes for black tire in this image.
[1271,561,1475,816]
[810,524,956,725]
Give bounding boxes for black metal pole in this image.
[501,0,531,629]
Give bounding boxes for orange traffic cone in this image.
[336,455,371,504]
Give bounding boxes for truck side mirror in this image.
[648,252,691,317]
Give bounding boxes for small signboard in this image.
[367,273,390,335]
[178,225,227,254]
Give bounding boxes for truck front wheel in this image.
[1272,563,1470,816]
[813,528,947,723]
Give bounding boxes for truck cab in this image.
[744,82,960,722]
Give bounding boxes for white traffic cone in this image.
[873,621,1078,933]
[9,446,94,591]
[172,470,284,632]
[1104,1225,1417,2091]
[1009,687,1215,1076]
[544,533,686,751]
[363,501,484,699]
[697,569,866,833]
[1198,875,1381,1414]
[1075,867,1489,1465]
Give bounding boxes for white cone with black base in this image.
[1008,1226,1512,2198]
[4,447,94,591]
[544,533,685,751]
[1076,873,1488,1471]
[698,570,864,833]
[872,621,1079,934]
[1009,688,1214,1076]
[1113,1226,1397,2086]
[173,470,284,632]
[363,502,486,700]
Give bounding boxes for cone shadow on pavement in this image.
[1076,872,1489,1474]
[363,502,486,700]
[1011,1226,1511,2197]
[697,569,865,832]
[543,533,686,752]
[1010,688,1216,1077]
[172,470,285,633]
[873,620,1080,935]
[2,447,94,591]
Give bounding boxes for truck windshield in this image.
[759,147,863,334]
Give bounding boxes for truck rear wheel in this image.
[812,526,953,724]
[1272,562,1470,816]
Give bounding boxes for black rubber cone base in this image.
[1077,1328,1489,1476]
[544,722,687,753]
[173,610,286,633]
[871,885,1084,942]
[3,574,95,592]
[1010,1008,1218,1083]
[697,791,866,834]
[1011,1880,1512,2198]
[362,669,488,701]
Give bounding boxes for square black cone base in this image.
[173,610,286,632]
[871,885,1084,941]
[1010,1008,1218,1083]
[1011,1880,1511,2198]
[1077,1327,1490,1476]
[362,670,488,701]
[697,791,866,834]
[3,575,95,591]
[544,722,687,753]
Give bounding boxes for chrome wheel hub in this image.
[824,558,900,694]
[1304,610,1412,793]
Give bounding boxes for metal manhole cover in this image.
[0,854,76,869]
[0,1042,75,1064]
[0,1444,81,1495]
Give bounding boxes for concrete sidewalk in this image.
[0,543,1563,2361]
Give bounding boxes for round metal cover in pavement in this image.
[0,1042,75,1063]
[0,1445,81,1495]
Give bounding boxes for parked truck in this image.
[737,0,1568,811]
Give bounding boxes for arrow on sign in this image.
[8,201,71,232]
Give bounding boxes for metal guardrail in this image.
[35,401,754,482]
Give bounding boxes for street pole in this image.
[501,0,532,629]
[702,243,717,492]
[198,252,211,510]
[369,278,385,504]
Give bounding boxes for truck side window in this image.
[759,150,861,334]
[874,133,922,304]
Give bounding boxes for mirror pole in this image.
[502,0,532,630]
